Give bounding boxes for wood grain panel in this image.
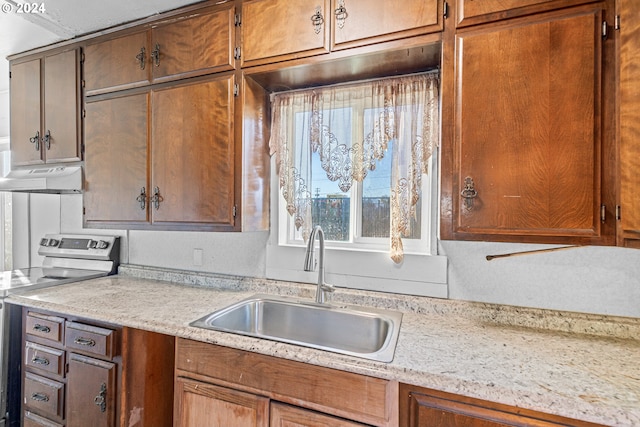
[454,7,601,236]
[151,5,235,82]
[270,402,368,426]
[619,0,640,244]
[84,93,149,225]
[84,31,150,95]
[66,353,116,427]
[151,74,235,227]
[9,58,43,166]
[332,0,440,50]
[241,0,330,67]
[174,377,269,427]
[43,48,80,163]
[175,338,396,427]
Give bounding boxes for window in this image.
[270,72,439,263]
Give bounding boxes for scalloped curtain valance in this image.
[269,72,440,263]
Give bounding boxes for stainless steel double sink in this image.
[190,294,403,362]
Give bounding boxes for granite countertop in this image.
[7,265,640,426]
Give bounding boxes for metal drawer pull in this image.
[150,186,163,210]
[151,43,161,66]
[460,176,478,210]
[31,356,50,366]
[136,47,146,70]
[44,129,51,150]
[29,131,40,151]
[31,392,50,402]
[136,187,147,210]
[94,383,107,412]
[311,6,324,34]
[33,324,51,333]
[74,337,96,347]
[335,0,348,28]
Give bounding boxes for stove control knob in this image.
[48,239,60,247]
[97,240,109,249]
[40,238,49,246]
[88,240,98,249]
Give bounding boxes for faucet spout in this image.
[303,225,335,304]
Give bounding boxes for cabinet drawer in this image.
[24,410,64,427]
[25,312,64,343]
[24,372,65,421]
[25,342,65,378]
[65,321,116,359]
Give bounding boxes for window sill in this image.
[266,243,448,298]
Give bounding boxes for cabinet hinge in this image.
[616,205,621,221]
[234,46,241,60]
[82,207,85,216]
[443,1,449,19]
[234,13,241,27]
[600,204,606,222]
[233,83,239,97]
[81,79,85,88]
[81,52,85,63]
[615,15,621,31]
[602,21,608,40]
[82,109,86,118]
[233,205,237,218]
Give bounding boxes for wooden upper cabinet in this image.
[84,93,150,226]
[151,74,236,228]
[150,4,236,83]
[455,0,601,27]
[9,59,42,166]
[441,3,614,244]
[241,0,331,67]
[618,0,640,248]
[10,49,80,166]
[84,31,151,96]
[331,0,441,50]
[84,4,236,95]
[241,0,441,67]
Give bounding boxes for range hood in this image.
[0,152,83,193]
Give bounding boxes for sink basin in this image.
[190,294,402,362]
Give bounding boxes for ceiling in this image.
[0,0,203,142]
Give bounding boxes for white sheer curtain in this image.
[269,72,439,263]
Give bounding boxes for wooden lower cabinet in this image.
[399,384,605,427]
[174,338,397,427]
[66,353,116,427]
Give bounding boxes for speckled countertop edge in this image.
[7,264,640,426]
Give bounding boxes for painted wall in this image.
[11,193,639,319]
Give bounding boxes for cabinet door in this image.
[618,0,640,247]
[271,402,367,427]
[443,5,610,243]
[43,49,81,163]
[174,377,269,427]
[151,4,236,83]
[241,0,330,67]
[331,0,441,50]
[151,74,236,228]
[9,58,43,166]
[84,93,149,226]
[66,353,116,427]
[84,31,151,95]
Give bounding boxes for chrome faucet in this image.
[303,225,335,304]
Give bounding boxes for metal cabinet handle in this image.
[74,337,96,347]
[311,6,324,34]
[460,176,478,210]
[29,131,40,151]
[151,43,161,67]
[335,0,348,29]
[31,393,49,402]
[33,324,51,333]
[31,356,50,366]
[94,383,107,413]
[44,130,51,150]
[136,187,147,210]
[150,186,163,210]
[135,47,146,70]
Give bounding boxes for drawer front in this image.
[25,342,65,377]
[65,321,116,359]
[24,410,64,427]
[24,372,65,421]
[25,312,64,343]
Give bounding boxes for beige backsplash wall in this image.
[11,193,640,318]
